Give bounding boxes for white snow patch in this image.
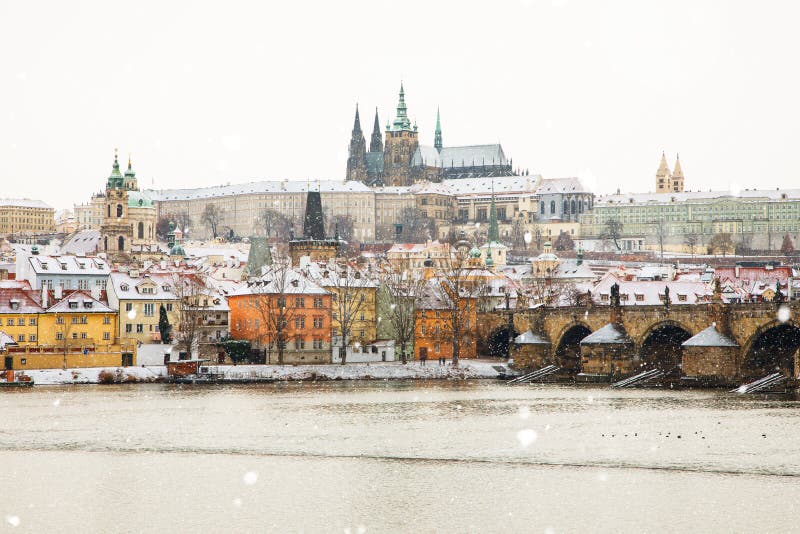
[5,515,20,527]
[518,405,531,419]
[517,429,538,448]
[778,305,791,323]
[243,471,258,486]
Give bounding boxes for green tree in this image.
[158,304,172,344]
[219,339,252,365]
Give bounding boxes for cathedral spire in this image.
[352,103,363,134]
[488,177,500,243]
[369,107,383,152]
[391,82,412,131]
[655,150,671,193]
[434,107,443,152]
[346,104,368,183]
[107,148,123,189]
[672,154,683,179]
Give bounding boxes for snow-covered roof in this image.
[581,323,632,345]
[514,329,550,345]
[0,198,52,209]
[0,288,43,314]
[411,144,508,168]
[27,254,110,276]
[60,230,101,256]
[535,177,590,195]
[595,188,800,206]
[146,180,372,202]
[46,290,113,313]
[682,325,739,347]
[0,331,16,349]
[110,273,180,301]
[230,267,328,296]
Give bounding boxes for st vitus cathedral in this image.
[346,84,517,186]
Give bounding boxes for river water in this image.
[1,381,798,533]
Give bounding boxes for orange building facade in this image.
[414,297,478,362]
[228,279,333,364]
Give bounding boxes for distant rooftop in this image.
[0,198,52,209]
[146,180,372,202]
[596,188,800,206]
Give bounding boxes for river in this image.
[0,381,798,533]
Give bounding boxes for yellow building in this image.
[0,198,55,237]
[108,271,180,345]
[0,287,135,370]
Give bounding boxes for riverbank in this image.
[19,360,513,385]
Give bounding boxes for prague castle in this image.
[346,84,516,187]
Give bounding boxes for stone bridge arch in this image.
[552,321,593,372]
[741,319,800,379]
[636,319,694,374]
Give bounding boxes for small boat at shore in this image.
[0,370,34,388]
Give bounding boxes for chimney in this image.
[130,269,140,278]
[55,285,63,299]
[734,265,740,278]
[91,285,101,301]
[41,288,48,308]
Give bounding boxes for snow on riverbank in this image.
[23,360,511,385]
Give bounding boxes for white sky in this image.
[1,0,799,210]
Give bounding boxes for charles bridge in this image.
[477,299,800,386]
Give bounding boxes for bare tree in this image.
[781,234,795,257]
[683,233,699,258]
[436,250,487,366]
[250,260,298,365]
[55,313,74,370]
[170,273,210,359]
[258,209,295,239]
[554,230,575,252]
[708,232,734,256]
[601,218,624,251]
[326,214,355,242]
[652,218,665,260]
[321,261,374,364]
[396,207,436,243]
[201,204,221,238]
[379,268,426,364]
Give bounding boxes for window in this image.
[277,297,286,308]
[421,324,427,334]
[166,303,173,312]
[18,334,24,342]
[125,303,133,311]
[81,332,87,339]
[313,317,323,329]
[103,316,110,324]
[313,338,323,350]
[144,303,155,316]
[29,334,36,342]
[80,316,87,324]
[21,358,26,365]
[125,324,132,333]
[29,318,36,326]
[294,337,305,350]
[56,332,63,340]
[103,332,110,340]
[71,317,79,324]
[18,318,25,326]
[359,312,365,321]
[294,298,305,308]
[136,324,143,333]
[6,318,13,326]
[313,297,324,308]
[68,301,78,309]
[72,332,78,340]
[295,316,305,329]
[635,294,644,302]
[550,201,556,214]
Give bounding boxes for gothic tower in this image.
[434,107,443,152]
[369,108,383,153]
[123,154,138,190]
[345,105,368,183]
[382,83,419,186]
[655,151,671,193]
[100,149,133,256]
[671,154,685,192]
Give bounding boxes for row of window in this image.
[54,331,111,340]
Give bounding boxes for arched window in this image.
[579,200,583,213]
[563,200,568,214]
[550,201,556,214]
[540,202,545,215]
[116,204,123,218]
[571,200,576,214]
[104,237,108,251]
[107,204,111,217]
[118,236,124,251]
[137,222,144,239]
